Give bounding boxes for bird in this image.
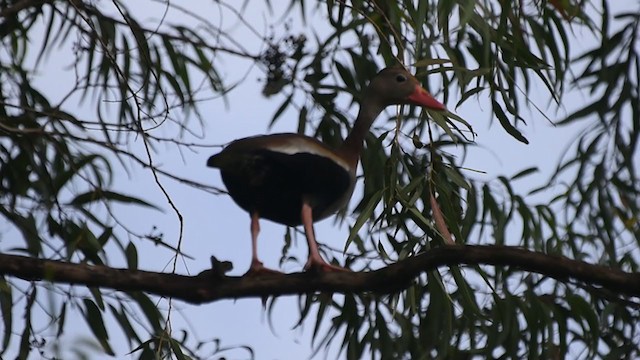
[207,65,445,275]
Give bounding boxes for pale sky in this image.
[4,1,615,359]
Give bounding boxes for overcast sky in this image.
[5,1,616,359]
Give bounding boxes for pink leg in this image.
[245,212,281,276]
[302,202,350,272]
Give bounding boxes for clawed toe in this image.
[304,259,351,273]
[243,260,283,277]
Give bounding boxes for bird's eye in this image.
[396,74,407,82]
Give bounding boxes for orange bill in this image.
[407,85,445,110]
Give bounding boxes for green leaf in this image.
[492,100,529,144]
[456,86,486,107]
[109,304,141,344]
[56,301,67,338]
[566,294,600,347]
[345,188,383,252]
[557,100,606,126]
[297,105,308,134]
[269,94,293,128]
[18,288,36,360]
[0,211,42,256]
[83,298,114,355]
[69,190,159,210]
[89,287,105,310]
[335,61,356,89]
[169,337,190,360]
[128,292,163,332]
[510,167,538,180]
[126,242,138,269]
[443,165,470,190]
[450,267,483,318]
[97,227,113,247]
[413,58,452,67]
[0,277,12,354]
[430,111,456,140]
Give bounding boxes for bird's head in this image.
[366,65,445,111]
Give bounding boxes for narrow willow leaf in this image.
[406,204,437,234]
[95,227,112,250]
[169,337,189,360]
[109,304,141,344]
[269,94,293,128]
[460,186,477,240]
[335,61,356,89]
[456,86,486,107]
[126,242,138,269]
[557,100,605,125]
[56,301,67,338]
[430,111,456,140]
[5,213,43,256]
[566,294,600,346]
[412,58,452,67]
[450,267,483,317]
[17,288,35,359]
[129,292,163,332]
[83,298,114,355]
[35,8,56,67]
[297,105,308,134]
[0,277,12,353]
[443,165,471,190]
[511,167,539,180]
[444,109,473,131]
[312,295,330,342]
[163,69,186,103]
[89,286,105,310]
[345,188,383,252]
[375,307,392,358]
[69,190,159,210]
[493,100,529,144]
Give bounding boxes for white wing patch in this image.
[265,137,351,172]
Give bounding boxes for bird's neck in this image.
[338,98,384,169]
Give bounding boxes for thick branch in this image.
[0,245,638,304]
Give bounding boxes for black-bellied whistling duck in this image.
[207,65,445,275]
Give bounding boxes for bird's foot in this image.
[243,260,283,277]
[304,257,351,273]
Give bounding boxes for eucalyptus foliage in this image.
[0,0,638,359]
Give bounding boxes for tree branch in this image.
[1,245,638,304]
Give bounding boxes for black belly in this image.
[220,150,352,226]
